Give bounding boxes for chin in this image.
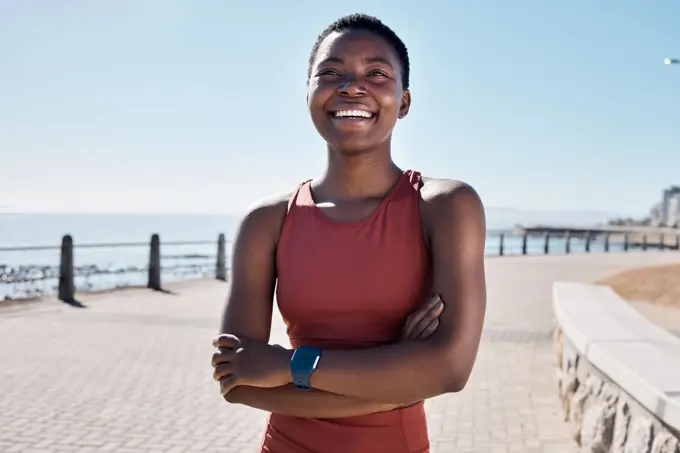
[326,131,387,155]
[331,139,377,155]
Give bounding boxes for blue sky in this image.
[1,1,679,216]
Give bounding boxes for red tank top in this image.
[262,170,432,453]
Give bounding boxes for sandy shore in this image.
[594,262,680,335]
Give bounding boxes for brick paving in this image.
[2,252,680,453]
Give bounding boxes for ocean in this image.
[0,213,611,301]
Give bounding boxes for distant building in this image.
[669,197,680,227]
[662,186,680,227]
[650,202,663,226]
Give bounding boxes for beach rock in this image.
[611,399,631,453]
[570,381,590,443]
[559,361,579,422]
[580,383,618,453]
[625,417,654,453]
[651,432,679,453]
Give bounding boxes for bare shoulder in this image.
[242,191,292,222]
[236,190,294,244]
[418,177,486,272]
[419,177,485,224]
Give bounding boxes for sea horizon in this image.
[0,207,623,245]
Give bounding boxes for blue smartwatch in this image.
[290,346,322,391]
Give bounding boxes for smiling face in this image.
[307,29,411,154]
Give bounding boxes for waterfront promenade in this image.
[2,252,680,453]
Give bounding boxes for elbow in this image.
[438,352,472,394]
[421,358,470,398]
[443,373,469,394]
[425,344,470,396]
[422,367,467,399]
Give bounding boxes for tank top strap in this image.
[287,180,313,214]
[389,170,423,205]
[405,169,423,193]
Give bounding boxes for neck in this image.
[316,142,402,199]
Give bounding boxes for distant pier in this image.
[510,224,680,251]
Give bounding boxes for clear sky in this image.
[2,1,679,216]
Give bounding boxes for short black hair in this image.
[308,13,410,90]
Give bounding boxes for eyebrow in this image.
[317,56,394,69]
[363,57,394,69]
[318,56,344,66]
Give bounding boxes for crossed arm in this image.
[214,183,487,416]
[216,195,399,418]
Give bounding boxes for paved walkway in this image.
[2,252,680,453]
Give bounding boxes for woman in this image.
[211,13,487,453]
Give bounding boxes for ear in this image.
[398,89,411,119]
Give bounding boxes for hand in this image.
[211,334,292,395]
[401,295,444,341]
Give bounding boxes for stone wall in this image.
[554,327,680,453]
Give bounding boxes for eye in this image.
[368,70,389,78]
[318,69,341,76]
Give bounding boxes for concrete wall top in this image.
[553,282,680,431]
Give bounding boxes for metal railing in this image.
[4,229,679,301]
[0,233,228,302]
[493,231,680,256]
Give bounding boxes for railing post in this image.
[642,235,647,251]
[623,234,629,251]
[58,234,75,303]
[543,233,550,255]
[604,234,610,252]
[521,233,528,255]
[148,234,161,290]
[659,234,665,251]
[585,232,591,253]
[498,233,504,256]
[676,234,680,251]
[216,233,227,281]
[565,231,571,254]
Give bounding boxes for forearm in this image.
[309,340,460,405]
[225,384,402,418]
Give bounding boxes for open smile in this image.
[328,109,378,124]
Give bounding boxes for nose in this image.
[338,74,366,97]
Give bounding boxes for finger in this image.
[408,298,444,340]
[403,301,434,338]
[211,350,234,367]
[403,295,440,337]
[220,374,239,395]
[213,334,240,349]
[417,318,440,340]
[213,362,234,381]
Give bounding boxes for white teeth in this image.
[333,110,373,118]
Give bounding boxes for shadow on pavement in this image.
[151,288,179,296]
[62,298,87,308]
